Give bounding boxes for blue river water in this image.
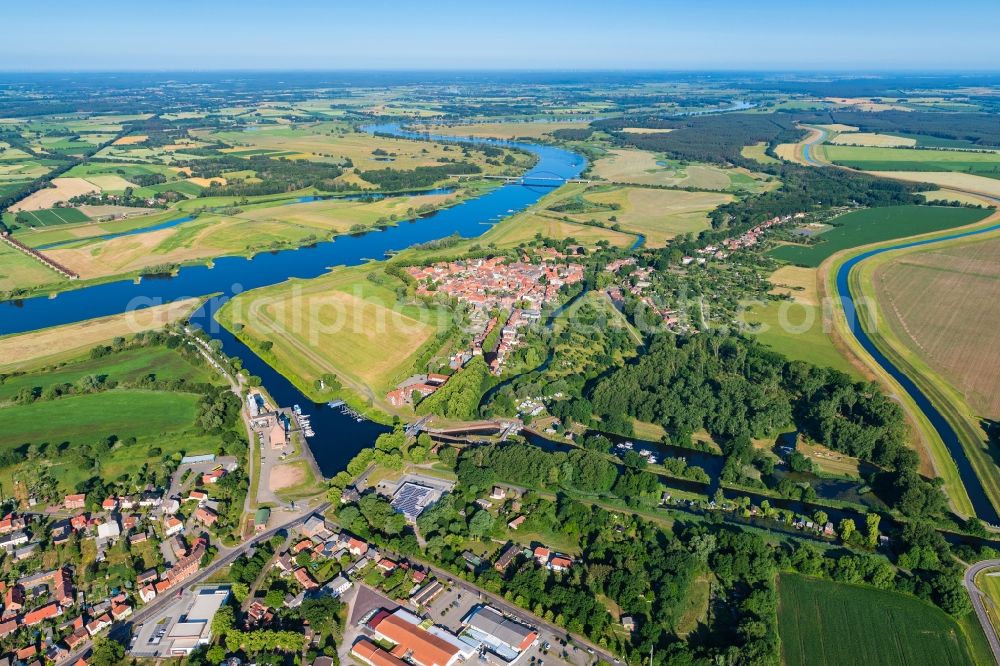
[838,221,1000,524]
[0,125,586,476]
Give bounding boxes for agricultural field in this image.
[873,232,1000,419]
[44,214,317,279]
[430,121,591,140]
[824,144,1000,178]
[777,574,986,666]
[827,131,917,147]
[9,177,97,211]
[550,185,732,247]
[918,189,994,206]
[12,208,179,248]
[231,190,458,233]
[480,211,637,249]
[0,344,213,403]
[199,122,529,175]
[591,148,770,191]
[866,171,1000,198]
[14,207,90,227]
[0,298,202,372]
[743,265,857,376]
[216,264,448,406]
[740,142,779,164]
[769,205,991,267]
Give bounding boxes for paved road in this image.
[57,502,330,666]
[965,559,1000,665]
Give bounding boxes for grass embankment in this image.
[823,210,1000,518]
[777,573,989,666]
[0,298,203,372]
[975,568,1000,637]
[0,241,69,295]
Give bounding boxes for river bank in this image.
[827,213,1000,525]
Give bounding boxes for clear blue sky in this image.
[4,0,998,71]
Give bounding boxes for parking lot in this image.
[416,580,594,666]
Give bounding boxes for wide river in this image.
[0,125,586,474]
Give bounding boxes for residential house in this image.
[202,469,226,485]
[64,495,86,510]
[348,537,369,557]
[0,532,28,551]
[293,568,318,590]
[25,603,62,627]
[195,507,218,527]
[164,516,184,536]
[494,544,521,573]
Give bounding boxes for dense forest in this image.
[358,162,480,190]
[794,110,1000,147]
[191,156,345,196]
[592,113,804,164]
[587,334,945,519]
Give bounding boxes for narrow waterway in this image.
[838,220,1000,524]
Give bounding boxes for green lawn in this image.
[769,206,990,267]
[0,343,223,494]
[777,574,987,666]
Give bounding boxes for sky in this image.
[3,0,999,72]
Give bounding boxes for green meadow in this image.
[778,574,988,666]
[769,205,990,267]
[0,344,224,493]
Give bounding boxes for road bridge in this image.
[449,173,591,186]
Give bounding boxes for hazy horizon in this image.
[3,0,999,72]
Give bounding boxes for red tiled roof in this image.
[372,611,461,666]
[352,638,409,666]
[24,603,61,626]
